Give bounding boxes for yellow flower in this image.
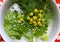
[29,22,32,24]
[27,16,30,20]
[30,18,33,22]
[18,14,24,18]
[33,16,37,20]
[33,23,37,26]
[42,18,45,23]
[34,8,39,13]
[37,22,42,26]
[40,10,43,13]
[38,13,43,17]
[33,21,37,26]
[20,18,24,22]
[30,12,33,16]
[38,18,41,21]
[33,21,36,24]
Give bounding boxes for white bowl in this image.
[0,0,60,42]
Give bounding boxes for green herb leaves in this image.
[4,0,54,41]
